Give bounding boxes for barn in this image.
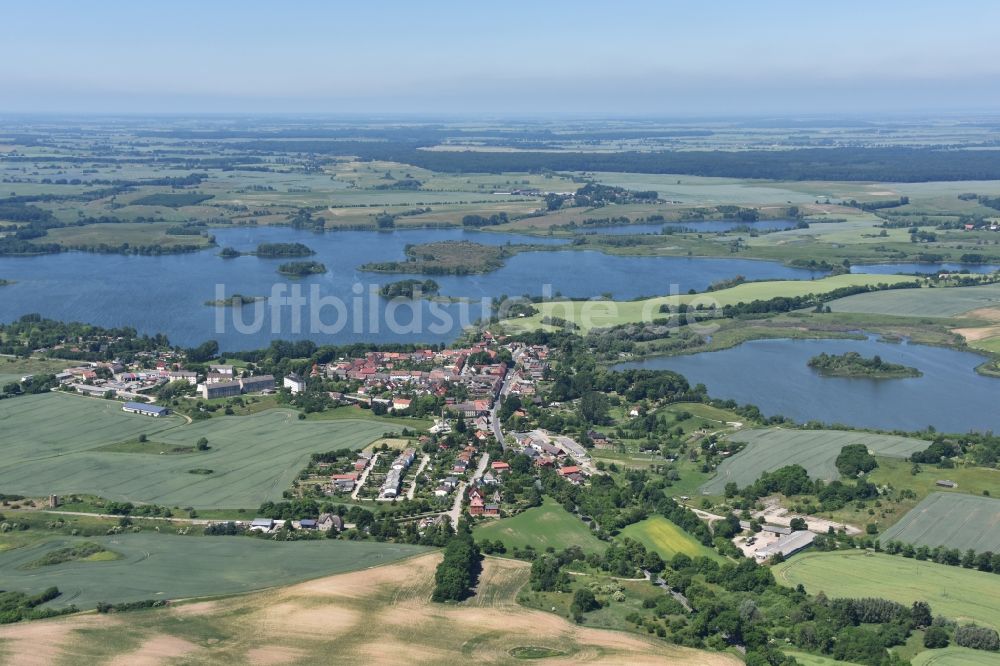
[122,402,170,417]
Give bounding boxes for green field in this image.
[0,533,427,610]
[0,356,73,387]
[774,550,1000,629]
[473,498,606,554]
[619,516,724,561]
[701,428,928,494]
[44,222,215,250]
[828,283,1000,318]
[0,392,394,507]
[911,647,1000,666]
[502,274,915,333]
[880,493,1000,552]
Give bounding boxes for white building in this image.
[283,373,307,394]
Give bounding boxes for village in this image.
[23,330,602,536]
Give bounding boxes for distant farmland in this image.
[701,428,928,494]
[828,283,1000,318]
[0,533,427,610]
[880,492,1000,552]
[0,393,393,507]
[774,550,1000,630]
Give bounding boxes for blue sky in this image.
[3,1,1000,114]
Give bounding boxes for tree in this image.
[186,340,219,363]
[954,624,1000,651]
[835,444,878,477]
[911,601,932,629]
[578,391,610,424]
[924,626,949,648]
[790,517,807,531]
[571,588,600,615]
[196,437,209,451]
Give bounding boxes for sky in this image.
[3,0,1000,115]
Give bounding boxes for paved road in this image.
[445,481,466,528]
[406,454,430,500]
[443,451,491,528]
[351,451,380,500]
[489,366,514,447]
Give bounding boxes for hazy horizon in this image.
[5,0,1000,115]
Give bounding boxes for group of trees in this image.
[808,352,921,379]
[431,526,482,602]
[0,587,76,624]
[461,212,508,227]
[835,444,879,477]
[0,314,168,360]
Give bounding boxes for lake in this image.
[0,226,826,349]
[853,263,1000,275]
[572,220,800,235]
[614,337,1000,433]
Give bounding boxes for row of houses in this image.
[380,448,417,499]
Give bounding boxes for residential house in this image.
[283,373,307,394]
[318,513,343,532]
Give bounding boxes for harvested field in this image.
[0,553,739,665]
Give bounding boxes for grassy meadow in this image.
[473,498,606,555]
[619,516,724,561]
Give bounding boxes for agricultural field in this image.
[502,274,915,333]
[911,647,1000,666]
[880,493,1000,552]
[473,498,606,555]
[0,392,392,508]
[0,533,427,611]
[0,553,734,666]
[701,428,928,495]
[44,222,215,250]
[619,516,724,561]
[828,283,1000,319]
[774,551,1000,630]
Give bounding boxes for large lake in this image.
[574,220,800,235]
[615,337,1000,433]
[0,227,826,349]
[853,263,1000,275]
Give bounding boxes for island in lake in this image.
[361,240,506,275]
[277,260,327,276]
[204,294,267,307]
[807,351,922,379]
[379,279,440,299]
[220,242,315,258]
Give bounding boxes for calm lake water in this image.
[0,227,825,349]
[615,337,1000,433]
[574,220,800,235]
[853,263,1000,275]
